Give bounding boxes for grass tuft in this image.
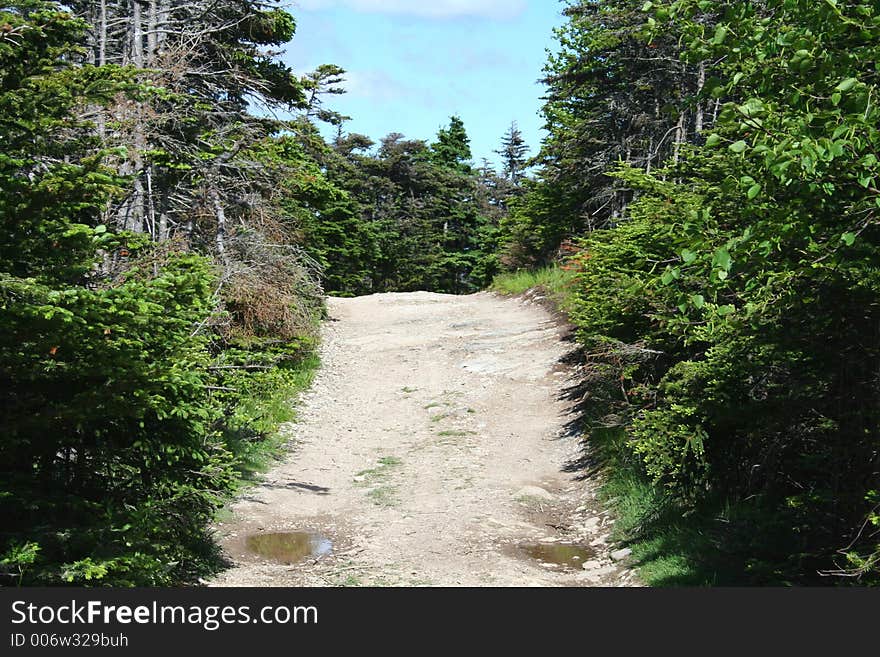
[491,266,578,313]
[225,351,321,485]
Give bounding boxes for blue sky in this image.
[283,0,565,169]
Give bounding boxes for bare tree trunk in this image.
[84,4,96,63]
[147,0,158,59]
[131,0,144,68]
[159,211,170,240]
[127,0,146,234]
[99,0,107,66]
[673,111,685,164]
[86,0,109,139]
[127,178,145,233]
[695,61,706,135]
[673,69,687,164]
[145,1,160,241]
[145,166,157,239]
[209,187,227,260]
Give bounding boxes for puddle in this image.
[511,543,595,569]
[246,532,332,564]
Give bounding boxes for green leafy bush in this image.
[509,0,880,583]
[0,2,322,586]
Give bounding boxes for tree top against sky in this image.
[283,1,563,167]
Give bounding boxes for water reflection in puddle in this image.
[514,543,595,569]
[246,532,332,564]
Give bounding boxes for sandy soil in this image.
[209,291,636,587]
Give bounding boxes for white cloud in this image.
[293,0,527,20]
[343,69,413,102]
[340,69,439,108]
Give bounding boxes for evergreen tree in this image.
[498,0,714,266]
[0,1,233,585]
[302,63,349,126]
[495,121,529,184]
[299,114,501,295]
[65,0,307,248]
[430,115,473,174]
[0,0,327,586]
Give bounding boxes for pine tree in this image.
[0,1,232,585]
[495,121,529,184]
[66,0,307,247]
[302,63,349,126]
[430,115,472,174]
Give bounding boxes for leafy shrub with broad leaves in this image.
[540,0,880,582]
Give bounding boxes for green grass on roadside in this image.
[491,266,578,314]
[588,428,717,586]
[578,409,802,586]
[223,351,321,486]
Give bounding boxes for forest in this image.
[1,0,878,586]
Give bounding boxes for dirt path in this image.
[209,292,636,587]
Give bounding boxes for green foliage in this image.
[491,265,578,313]
[0,1,323,586]
[278,123,380,296]
[296,117,499,296]
[1,542,41,586]
[430,115,473,174]
[213,343,319,481]
[512,0,880,583]
[494,121,530,184]
[0,4,132,282]
[301,64,349,126]
[498,178,586,268]
[497,0,708,267]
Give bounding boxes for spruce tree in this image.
[495,121,529,184]
[430,115,473,174]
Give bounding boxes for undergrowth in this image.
[491,266,577,314]
[223,349,321,485]
[512,275,813,586]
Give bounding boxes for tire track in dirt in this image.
[209,292,637,587]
